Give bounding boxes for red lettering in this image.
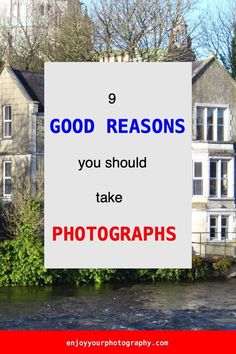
[64,226,74,241]
[75,227,85,241]
[98,226,108,241]
[120,227,131,241]
[155,226,165,241]
[52,226,62,241]
[143,226,154,240]
[110,226,120,241]
[87,226,97,241]
[131,226,143,241]
[166,226,176,241]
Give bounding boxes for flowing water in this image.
[0,280,236,329]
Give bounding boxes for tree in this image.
[92,0,198,61]
[0,0,50,71]
[0,0,95,71]
[230,22,236,79]
[200,0,236,75]
[2,167,44,239]
[44,0,95,62]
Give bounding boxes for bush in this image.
[187,256,212,280]
[212,256,233,274]
[17,199,43,238]
[0,233,231,286]
[51,268,117,286]
[0,234,52,286]
[0,241,15,286]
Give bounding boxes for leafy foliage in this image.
[212,256,233,274]
[0,229,231,287]
[0,235,52,286]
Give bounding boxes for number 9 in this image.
[109,93,116,104]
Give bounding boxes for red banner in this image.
[0,330,235,354]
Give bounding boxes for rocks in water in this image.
[226,272,236,279]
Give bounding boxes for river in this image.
[0,280,236,329]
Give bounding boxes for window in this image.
[207,108,214,140]
[3,161,11,197]
[3,105,12,138]
[195,106,227,142]
[196,107,204,140]
[210,160,228,198]
[221,216,228,240]
[210,161,217,196]
[193,162,203,195]
[210,216,217,240]
[210,215,229,241]
[217,108,224,141]
[221,161,228,196]
[175,30,180,43]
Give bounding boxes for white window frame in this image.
[3,105,12,138]
[3,161,12,197]
[209,214,232,241]
[209,158,233,198]
[195,104,230,142]
[193,162,203,196]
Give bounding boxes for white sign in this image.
[45,62,192,268]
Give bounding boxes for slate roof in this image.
[192,55,215,82]
[12,69,44,112]
[192,60,205,76]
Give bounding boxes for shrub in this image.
[51,268,116,286]
[212,256,233,274]
[0,233,230,286]
[2,167,44,239]
[0,234,52,286]
[0,241,15,286]
[192,255,204,268]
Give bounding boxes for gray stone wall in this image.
[192,60,236,141]
[36,116,44,153]
[0,67,32,199]
[0,68,32,154]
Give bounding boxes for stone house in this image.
[99,15,236,255]
[1,57,236,255]
[192,55,236,256]
[0,65,44,216]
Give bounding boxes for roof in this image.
[1,55,233,115]
[192,60,206,76]
[192,55,216,82]
[12,69,44,112]
[192,55,236,90]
